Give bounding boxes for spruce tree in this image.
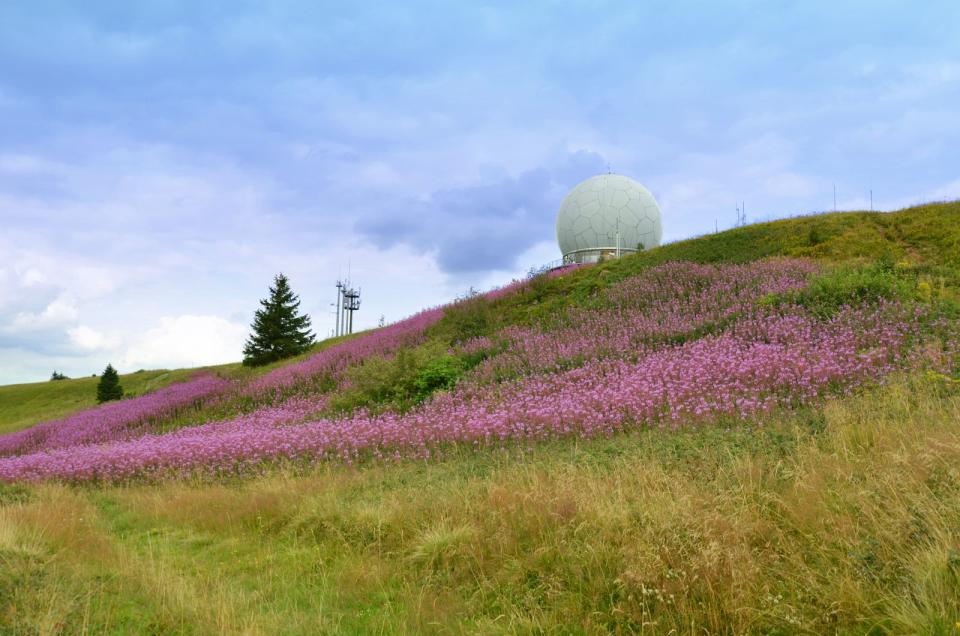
[96,364,124,403]
[243,273,315,366]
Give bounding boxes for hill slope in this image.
[4,200,957,431]
[1,201,959,633]
[0,365,241,435]
[2,375,957,634]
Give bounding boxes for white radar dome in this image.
[556,174,662,264]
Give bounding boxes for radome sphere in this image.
[556,174,662,264]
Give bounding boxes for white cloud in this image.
[39,296,78,323]
[118,315,248,371]
[5,295,78,333]
[21,268,46,286]
[67,325,113,351]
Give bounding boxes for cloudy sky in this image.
[1,1,959,384]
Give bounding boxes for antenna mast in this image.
[334,280,344,337]
[343,287,361,334]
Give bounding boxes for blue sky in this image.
[1,1,959,384]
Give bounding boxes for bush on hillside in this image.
[328,341,466,415]
[767,257,913,318]
[413,356,464,400]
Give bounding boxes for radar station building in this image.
[556,174,663,264]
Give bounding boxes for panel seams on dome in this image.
[557,174,662,258]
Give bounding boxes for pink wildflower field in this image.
[1,259,956,482]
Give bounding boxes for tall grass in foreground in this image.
[1,373,958,634]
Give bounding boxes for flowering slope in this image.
[0,373,232,458]
[2,258,956,482]
[465,260,817,381]
[1,298,947,482]
[244,275,540,399]
[245,306,446,398]
[0,274,536,464]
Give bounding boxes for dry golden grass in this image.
[1,373,959,634]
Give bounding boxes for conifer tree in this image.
[96,364,124,403]
[243,273,315,366]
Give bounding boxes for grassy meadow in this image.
[1,374,959,633]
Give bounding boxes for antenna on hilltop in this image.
[343,286,361,335]
[334,280,343,337]
[334,279,362,336]
[334,259,361,337]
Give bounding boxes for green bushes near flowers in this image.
[327,341,469,415]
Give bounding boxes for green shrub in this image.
[782,258,914,318]
[328,341,464,415]
[807,225,823,246]
[413,357,464,401]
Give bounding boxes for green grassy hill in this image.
[1,201,959,634]
[0,366,240,435]
[501,201,960,325]
[0,331,365,435]
[633,201,960,267]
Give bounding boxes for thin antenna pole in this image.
[870,189,873,212]
[833,183,837,212]
[334,281,342,337]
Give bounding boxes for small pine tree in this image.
[50,370,69,381]
[96,364,124,403]
[243,273,315,366]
